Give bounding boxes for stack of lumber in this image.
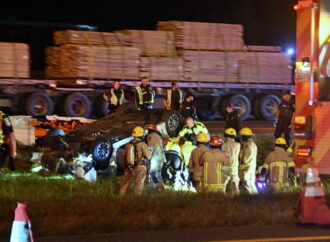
[139,57,183,80]
[53,30,130,46]
[239,52,291,84]
[157,21,244,51]
[116,30,175,56]
[246,45,282,52]
[45,45,140,79]
[181,50,241,82]
[0,42,29,78]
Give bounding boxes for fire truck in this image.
[293,0,330,173]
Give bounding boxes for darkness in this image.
[0,0,296,74]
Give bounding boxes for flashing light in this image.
[287,48,295,56]
[294,116,307,125]
[256,180,267,192]
[297,146,312,157]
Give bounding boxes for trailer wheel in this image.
[25,92,54,116]
[162,111,184,137]
[259,95,281,121]
[228,95,251,121]
[63,93,92,118]
[89,137,113,171]
[195,98,216,121]
[95,95,109,118]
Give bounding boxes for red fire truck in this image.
[294,0,330,173]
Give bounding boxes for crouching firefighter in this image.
[0,110,16,171]
[200,136,229,193]
[120,126,152,195]
[260,137,295,191]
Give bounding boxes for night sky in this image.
[0,0,296,73]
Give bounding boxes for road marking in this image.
[215,235,330,242]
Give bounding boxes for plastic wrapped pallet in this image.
[0,42,30,78]
[157,21,244,51]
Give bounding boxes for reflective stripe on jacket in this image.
[110,88,124,105]
[136,86,155,105]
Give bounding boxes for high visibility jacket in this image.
[181,141,196,166]
[200,148,230,192]
[263,147,295,188]
[223,138,241,170]
[189,144,208,181]
[178,121,209,142]
[240,139,257,173]
[0,111,4,145]
[165,89,183,109]
[136,85,155,105]
[165,139,182,158]
[109,88,124,106]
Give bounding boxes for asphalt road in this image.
[35,225,330,242]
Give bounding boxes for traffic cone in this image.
[294,168,330,225]
[10,202,34,242]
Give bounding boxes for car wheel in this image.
[162,111,184,137]
[89,137,113,171]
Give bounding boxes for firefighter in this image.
[135,76,155,110]
[222,128,241,195]
[274,90,295,145]
[180,92,198,120]
[200,136,230,193]
[146,123,165,191]
[164,81,183,111]
[0,110,16,171]
[260,137,295,190]
[239,128,258,194]
[188,133,209,192]
[224,103,242,136]
[178,117,209,145]
[119,126,152,195]
[102,80,125,114]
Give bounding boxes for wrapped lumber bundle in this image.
[53,30,130,46]
[239,52,291,84]
[0,42,29,78]
[181,50,241,82]
[140,57,183,81]
[157,21,244,51]
[246,45,282,52]
[116,30,175,57]
[46,45,140,79]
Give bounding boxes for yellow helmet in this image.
[132,126,144,137]
[225,128,237,136]
[197,133,209,143]
[275,137,286,145]
[240,127,253,136]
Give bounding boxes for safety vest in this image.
[0,112,4,145]
[109,88,124,105]
[136,86,155,105]
[166,89,183,108]
[165,139,182,158]
[181,141,196,166]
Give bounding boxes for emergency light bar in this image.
[297,146,312,157]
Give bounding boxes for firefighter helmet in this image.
[240,127,253,136]
[146,123,157,131]
[225,128,237,136]
[132,126,144,137]
[275,137,286,145]
[197,133,209,143]
[209,136,223,147]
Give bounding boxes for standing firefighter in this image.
[135,76,155,110]
[274,90,295,145]
[102,80,125,114]
[146,123,165,192]
[239,128,258,194]
[180,93,198,120]
[224,103,242,135]
[189,133,209,192]
[164,81,183,111]
[260,137,295,190]
[178,117,209,146]
[222,128,241,195]
[200,136,229,193]
[120,126,152,195]
[0,111,16,171]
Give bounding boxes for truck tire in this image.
[162,111,184,137]
[25,92,54,116]
[259,95,281,121]
[89,137,113,171]
[63,93,92,118]
[95,95,109,118]
[228,95,251,121]
[195,98,216,121]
